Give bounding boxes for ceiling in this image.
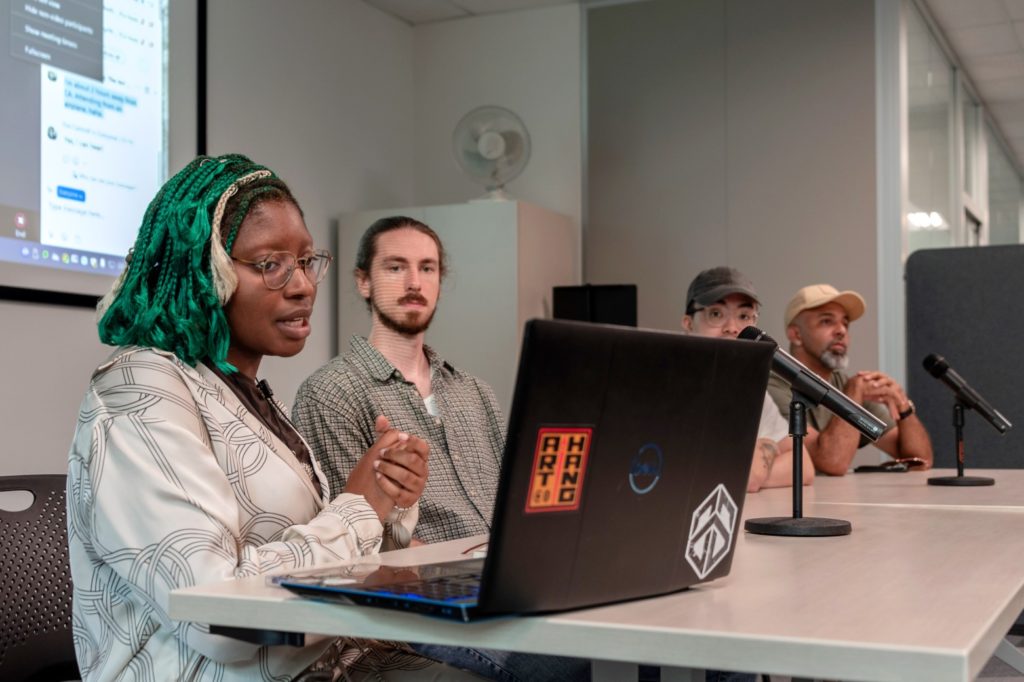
[922,0,1024,171]
[361,0,575,25]
[364,0,1024,172]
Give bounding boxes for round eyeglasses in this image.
[231,250,333,290]
[692,305,759,328]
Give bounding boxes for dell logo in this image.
[629,443,663,495]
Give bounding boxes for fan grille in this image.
[453,105,531,192]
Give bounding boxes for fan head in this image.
[452,105,531,197]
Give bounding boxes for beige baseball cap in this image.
[783,284,866,327]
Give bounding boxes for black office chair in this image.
[0,474,80,681]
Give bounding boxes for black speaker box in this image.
[553,284,637,327]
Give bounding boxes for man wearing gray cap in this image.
[767,284,933,476]
[682,267,814,493]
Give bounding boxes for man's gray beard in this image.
[820,349,848,371]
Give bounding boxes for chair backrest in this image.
[0,474,80,682]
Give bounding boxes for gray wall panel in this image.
[586,0,878,364]
[906,245,1024,469]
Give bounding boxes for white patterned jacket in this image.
[66,346,418,681]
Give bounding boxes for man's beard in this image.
[820,348,848,371]
[371,293,436,337]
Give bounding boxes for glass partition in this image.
[962,93,979,198]
[905,2,954,253]
[987,123,1022,245]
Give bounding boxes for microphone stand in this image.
[744,389,852,536]
[928,399,994,487]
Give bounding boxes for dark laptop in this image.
[278,319,773,621]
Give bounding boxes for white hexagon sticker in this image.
[686,484,738,579]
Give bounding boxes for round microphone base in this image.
[744,516,852,537]
[928,475,994,486]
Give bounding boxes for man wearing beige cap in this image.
[682,267,814,492]
[767,284,933,475]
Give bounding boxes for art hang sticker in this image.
[685,483,738,579]
[525,427,592,513]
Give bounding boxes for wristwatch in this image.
[898,400,915,421]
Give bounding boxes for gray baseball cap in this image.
[685,266,760,313]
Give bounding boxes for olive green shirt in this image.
[767,370,894,449]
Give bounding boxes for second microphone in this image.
[738,326,888,442]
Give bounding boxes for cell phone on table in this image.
[853,457,926,473]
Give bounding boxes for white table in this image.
[800,468,1024,511]
[170,486,1024,681]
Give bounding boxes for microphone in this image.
[738,326,887,442]
[257,379,274,399]
[923,354,1011,434]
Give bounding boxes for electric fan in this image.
[452,105,531,200]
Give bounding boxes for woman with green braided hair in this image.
[66,154,474,681]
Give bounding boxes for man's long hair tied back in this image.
[96,153,294,372]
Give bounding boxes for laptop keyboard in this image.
[365,573,482,602]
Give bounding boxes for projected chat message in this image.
[39,0,164,258]
[10,0,103,80]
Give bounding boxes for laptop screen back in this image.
[479,319,773,614]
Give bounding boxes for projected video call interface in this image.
[1,0,167,283]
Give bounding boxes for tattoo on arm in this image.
[758,440,779,474]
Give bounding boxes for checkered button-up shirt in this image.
[293,336,505,544]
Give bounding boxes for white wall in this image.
[725,0,879,360]
[0,302,109,476]
[203,0,417,407]
[586,0,879,373]
[412,4,582,226]
[586,0,728,330]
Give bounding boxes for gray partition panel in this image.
[906,245,1023,469]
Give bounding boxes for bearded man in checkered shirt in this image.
[294,216,505,547]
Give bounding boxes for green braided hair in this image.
[97,153,302,372]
